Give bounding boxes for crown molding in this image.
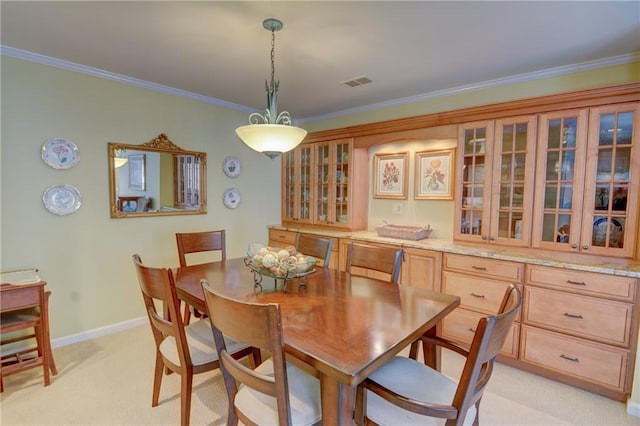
[2,45,637,123]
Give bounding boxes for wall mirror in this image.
[108,133,207,218]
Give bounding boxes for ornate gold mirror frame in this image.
[108,133,207,218]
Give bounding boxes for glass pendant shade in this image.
[237,18,306,159]
[236,123,307,159]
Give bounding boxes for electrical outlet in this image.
[392,203,403,214]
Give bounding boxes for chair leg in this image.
[152,352,164,407]
[354,384,366,425]
[180,370,193,426]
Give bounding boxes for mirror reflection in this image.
[108,133,207,218]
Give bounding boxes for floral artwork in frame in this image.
[373,152,408,199]
[415,148,454,200]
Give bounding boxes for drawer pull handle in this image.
[563,312,583,319]
[471,266,487,271]
[467,327,477,333]
[470,292,486,298]
[566,280,586,286]
[560,354,580,363]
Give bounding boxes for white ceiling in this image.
[2,1,639,122]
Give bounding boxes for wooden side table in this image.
[0,280,57,391]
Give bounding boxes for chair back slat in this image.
[295,234,334,267]
[176,230,226,267]
[347,242,403,284]
[453,284,522,420]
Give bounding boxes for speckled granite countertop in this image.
[269,225,640,278]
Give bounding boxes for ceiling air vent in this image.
[341,76,372,88]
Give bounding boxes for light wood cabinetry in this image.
[400,247,441,291]
[532,103,640,258]
[268,229,339,270]
[441,253,523,358]
[521,265,638,400]
[454,115,537,246]
[282,138,368,231]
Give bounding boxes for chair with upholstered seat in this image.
[176,230,226,323]
[132,254,259,426]
[295,233,334,268]
[354,284,522,426]
[201,279,322,426]
[346,242,403,284]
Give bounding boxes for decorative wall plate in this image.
[42,184,82,215]
[223,188,241,209]
[223,156,241,178]
[41,138,79,169]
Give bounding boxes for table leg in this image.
[421,325,441,370]
[320,374,355,425]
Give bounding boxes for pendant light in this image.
[235,18,307,159]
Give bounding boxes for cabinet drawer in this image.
[520,326,628,391]
[444,253,523,282]
[442,271,518,316]
[527,265,636,302]
[442,308,518,358]
[268,229,297,246]
[523,286,633,347]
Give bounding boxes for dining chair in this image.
[295,233,334,268]
[201,279,322,426]
[354,284,522,426]
[346,242,403,284]
[132,254,259,426]
[0,290,58,392]
[176,230,226,323]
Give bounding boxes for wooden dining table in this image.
[175,257,460,425]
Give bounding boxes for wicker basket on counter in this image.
[375,223,433,240]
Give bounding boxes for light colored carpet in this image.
[1,325,638,425]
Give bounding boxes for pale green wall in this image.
[1,56,281,339]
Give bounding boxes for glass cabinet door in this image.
[581,103,639,257]
[315,143,331,225]
[533,109,588,252]
[456,121,493,242]
[281,145,314,224]
[490,116,537,246]
[334,140,351,226]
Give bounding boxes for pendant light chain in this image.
[270,27,276,88]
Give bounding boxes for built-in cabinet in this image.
[441,253,522,359]
[521,265,637,400]
[532,103,640,258]
[282,138,368,230]
[454,103,639,258]
[455,116,537,246]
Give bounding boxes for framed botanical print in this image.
[373,152,408,199]
[415,148,454,200]
[128,154,146,191]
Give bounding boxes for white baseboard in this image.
[627,400,640,418]
[51,316,147,348]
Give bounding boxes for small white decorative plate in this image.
[223,188,241,209]
[42,184,82,215]
[41,138,79,169]
[223,156,241,178]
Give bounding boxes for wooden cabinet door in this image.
[282,145,314,225]
[400,247,442,291]
[455,121,494,242]
[580,103,640,258]
[314,139,353,228]
[532,108,589,252]
[489,115,537,246]
[455,116,536,247]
